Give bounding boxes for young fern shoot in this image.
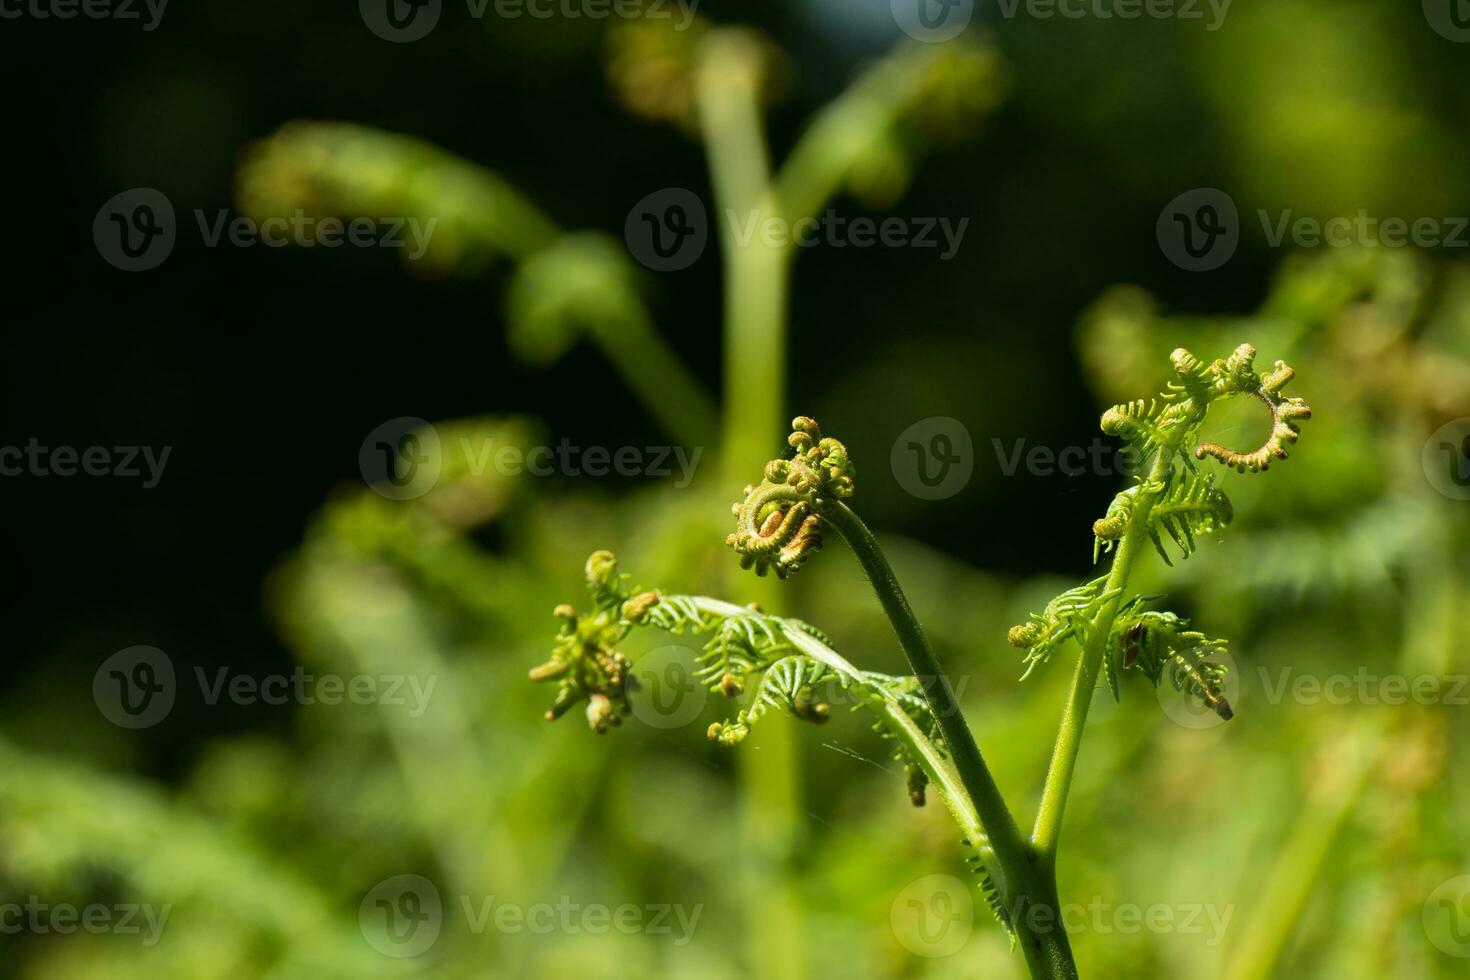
[1028,344,1310,862]
[528,346,1311,980]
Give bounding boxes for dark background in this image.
[4,0,1466,772]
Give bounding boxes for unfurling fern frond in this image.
[1099,343,1312,477]
[1092,482,1145,562]
[1091,344,1309,564]
[1028,343,1306,725]
[530,552,952,810]
[1100,398,1185,465]
[526,551,644,733]
[708,654,833,745]
[1007,574,1116,678]
[539,562,1011,916]
[1104,603,1233,720]
[1195,357,1314,472]
[726,417,855,578]
[694,611,786,690]
[1143,468,1233,564]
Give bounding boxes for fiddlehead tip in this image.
[1194,355,1313,473]
[533,551,641,731]
[585,549,622,592]
[621,591,660,624]
[1007,623,1040,648]
[727,417,855,578]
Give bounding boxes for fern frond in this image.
[1007,574,1115,677]
[1146,469,1233,563]
[1033,344,1299,722]
[726,417,855,578]
[1099,398,1181,463]
[1092,483,1143,562]
[642,593,713,633]
[1105,604,1233,720]
[709,654,834,745]
[1192,346,1314,472]
[695,612,788,688]
[531,555,968,817]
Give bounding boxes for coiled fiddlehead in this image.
[726,417,855,578]
[1194,353,1314,472]
[1014,344,1310,720]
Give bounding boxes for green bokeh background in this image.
[3,1,1469,977]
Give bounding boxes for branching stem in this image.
[822,501,1079,980]
[1034,448,1173,857]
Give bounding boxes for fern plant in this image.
[529,349,1308,969]
[530,345,1311,977]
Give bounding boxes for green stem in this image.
[696,32,791,484]
[821,501,1078,980]
[822,502,1024,857]
[775,42,950,226]
[1033,448,1173,858]
[695,33,804,980]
